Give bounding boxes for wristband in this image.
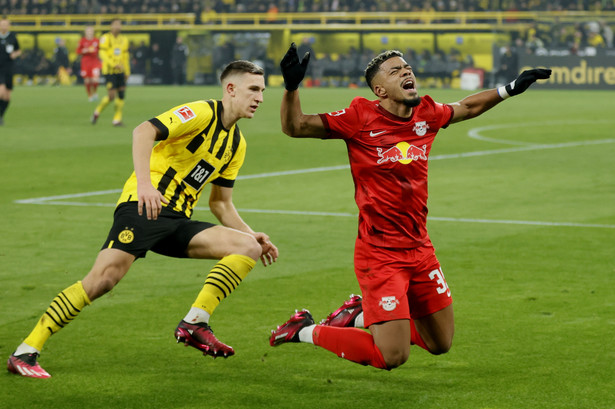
[497,85,510,100]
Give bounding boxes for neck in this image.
[379,99,413,118]
[220,99,238,130]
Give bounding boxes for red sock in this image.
[313,326,388,369]
[85,83,92,96]
[92,83,98,93]
[410,319,429,351]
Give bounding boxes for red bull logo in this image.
[376,143,427,165]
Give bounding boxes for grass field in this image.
[0,83,614,409]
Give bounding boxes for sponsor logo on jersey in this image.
[174,106,196,123]
[379,296,400,311]
[184,159,216,191]
[369,130,387,137]
[376,143,427,165]
[118,229,134,244]
[413,121,430,136]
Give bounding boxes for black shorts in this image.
[101,202,216,259]
[105,73,126,90]
[0,66,14,90]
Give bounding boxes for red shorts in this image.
[354,238,452,327]
[80,60,101,79]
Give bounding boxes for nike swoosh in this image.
[370,130,386,137]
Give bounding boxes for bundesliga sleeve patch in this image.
[173,106,196,123]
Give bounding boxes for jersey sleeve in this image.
[426,95,454,129]
[212,136,246,188]
[148,102,210,141]
[318,100,364,140]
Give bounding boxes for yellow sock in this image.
[192,255,256,315]
[95,95,110,114]
[113,98,125,123]
[23,281,91,351]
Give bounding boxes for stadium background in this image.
[1,3,614,409]
[3,0,615,90]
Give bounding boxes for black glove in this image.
[280,42,310,91]
[499,68,551,99]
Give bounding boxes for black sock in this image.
[0,100,8,117]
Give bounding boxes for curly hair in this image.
[364,50,403,90]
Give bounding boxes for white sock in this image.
[354,312,364,328]
[298,324,316,344]
[183,307,211,324]
[15,342,40,356]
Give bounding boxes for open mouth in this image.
[402,79,415,90]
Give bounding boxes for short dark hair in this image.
[220,60,264,82]
[364,50,403,90]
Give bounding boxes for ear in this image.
[226,82,236,97]
[373,84,387,98]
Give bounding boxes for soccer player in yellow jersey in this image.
[91,18,130,126]
[7,60,278,378]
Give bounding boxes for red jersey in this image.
[319,95,453,249]
[77,37,100,65]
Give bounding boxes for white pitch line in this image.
[16,136,613,206]
[13,135,615,229]
[467,119,615,146]
[17,201,614,229]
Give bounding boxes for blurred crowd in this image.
[1,0,614,15]
[13,36,189,85]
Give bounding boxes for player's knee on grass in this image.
[428,337,453,355]
[379,344,410,369]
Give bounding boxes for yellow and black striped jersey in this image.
[117,100,247,218]
[98,32,130,75]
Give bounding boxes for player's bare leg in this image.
[81,248,136,300]
[369,319,411,368]
[176,226,262,358]
[413,304,454,354]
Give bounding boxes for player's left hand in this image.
[280,42,310,91]
[254,232,279,266]
[504,68,552,97]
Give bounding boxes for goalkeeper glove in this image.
[280,42,311,91]
[497,68,552,99]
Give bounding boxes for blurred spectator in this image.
[149,42,166,84]
[297,37,316,83]
[53,37,72,84]
[600,20,614,48]
[171,36,189,85]
[1,0,614,14]
[495,44,518,85]
[131,41,149,75]
[15,47,52,84]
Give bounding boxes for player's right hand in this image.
[280,42,310,91]
[137,184,169,220]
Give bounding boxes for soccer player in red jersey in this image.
[270,43,551,370]
[76,26,101,102]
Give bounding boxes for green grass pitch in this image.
[0,84,614,409]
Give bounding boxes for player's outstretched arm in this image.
[450,68,551,124]
[280,43,327,139]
